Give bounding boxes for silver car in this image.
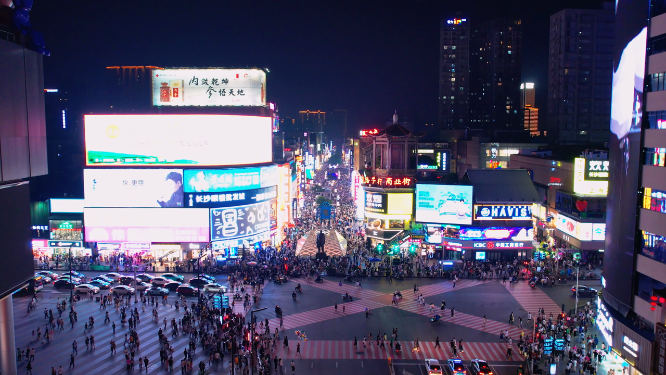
[203,283,227,293]
[111,285,135,295]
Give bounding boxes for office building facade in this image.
[547,5,614,145]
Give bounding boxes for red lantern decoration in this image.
[575,200,588,212]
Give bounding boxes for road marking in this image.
[402,369,415,375]
[311,362,314,368]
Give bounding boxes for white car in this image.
[151,277,170,286]
[135,282,151,291]
[425,359,443,375]
[111,285,135,295]
[74,284,100,294]
[203,283,227,293]
[36,271,59,280]
[105,272,122,281]
[36,273,52,283]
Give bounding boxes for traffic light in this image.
[376,243,384,253]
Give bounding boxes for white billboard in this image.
[84,115,272,166]
[84,208,209,243]
[84,169,184,208]
[152,68,266,107]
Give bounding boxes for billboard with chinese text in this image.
[210,200,272,242]
[84,169,184,208]
[415,184,473,225]
[152,68,266,106]
[84,208,209,243]
[183,166,278,193]
[84,115,272,166]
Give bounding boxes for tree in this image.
[328,151,342,166]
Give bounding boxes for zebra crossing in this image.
[270,340,523,361]
[267,299,387,331]
[399,279,489,298]
[393,298,526,339]
[503,281,562,317]
[290,278,386,300]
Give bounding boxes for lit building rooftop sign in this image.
[447,18,467,25]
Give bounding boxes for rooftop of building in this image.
[463,169,541,204]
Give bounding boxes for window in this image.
[647,111,666,129]
[643,187,666,214]
[641,230,666,264]
[645,148,666,167]
[650,73,666,92]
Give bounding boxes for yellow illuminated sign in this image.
[387,193,413,215]
[573,158,608,196]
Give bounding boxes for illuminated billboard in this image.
[184,166,278,193]
[556,214,606,242]
[573,158,609,195]
[84,169,184,208]
[417,150,450,172]
[84,208,209,242]
[84,115,272,166]
[186,186,277,208]
[473,204,532,220]
[210,200,272,242]
[415,184,473,225]
[152,68,266,107]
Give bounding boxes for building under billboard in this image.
[415,169,541,261]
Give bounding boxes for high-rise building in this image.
[439,14,470,129]
[521,82,540,136]
[547,4,614,145]
[601,1,666,373]
[328,109,348,137]
[440,16,523,132]
[469,19,523,132]
[299,110,326,133]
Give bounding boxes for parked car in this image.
[199,274,216,282]
[92,275,114,284]
[136,274,155,283]
[470,359,492,375]
[54,279,78,289]
[105,272,122,281]
[119,276,136,286]
[188,277,211,288]
[151,277,170,286]
[74,284,100,294]
[134,282,151,291]
[161,273,184,282]
[163,281,182,291]
[111,285,135,295]
[87,280,111,289]
[36,273,52,283]
[145,286,169,296]
[203,283,227,293]
[36,271,59,280]
[425,359,443,375]
[176,284,199,297]
[62,271,85,279]
[447,359,466,375]
[572,285,598,297]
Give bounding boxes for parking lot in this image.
[393,360,522,375]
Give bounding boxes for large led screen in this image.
[605,0,649,309]
[184,166,278,193]
[84,169,184,208]
[84,208,209,243]
[152,68,266,107]
[415,184,473,225]
[84,115,272,166]
[211,201,272,242]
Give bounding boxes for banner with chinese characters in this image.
[210,201,272,242]
[186,186,277,208]
[152,68,266,107]
[361,176,415,188]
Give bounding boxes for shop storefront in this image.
[554,213,605,263]
[363,187,414,244]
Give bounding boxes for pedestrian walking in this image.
[435,337,441,348]
[509,312,514,325]
[69,354,75,368]
[519,317,523,328]
[334,303,338,313]
[291,360,295,374]
[296,342,301,355]
[343,305,346,313]
[451,307,455,318]
[483,315,487,327]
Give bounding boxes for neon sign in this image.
[362,176,415,188]
[447,18,467,25]
[359,129,380,137]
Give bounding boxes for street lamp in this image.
[574,266,580,315]
[250,307,267,375]
[69,244,74,311]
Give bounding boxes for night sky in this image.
[32,0,607,132]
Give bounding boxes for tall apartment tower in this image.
[547,3,614,145]
[521,82,540,136]
[469,18,523,131]
[439,14,470,129]
[298,110,326,133]
[439,15,523,131]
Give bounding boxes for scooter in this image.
[314,277,323,283]
[529,281,536,289]
[292,292,297,300]
[431,314,441,323]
